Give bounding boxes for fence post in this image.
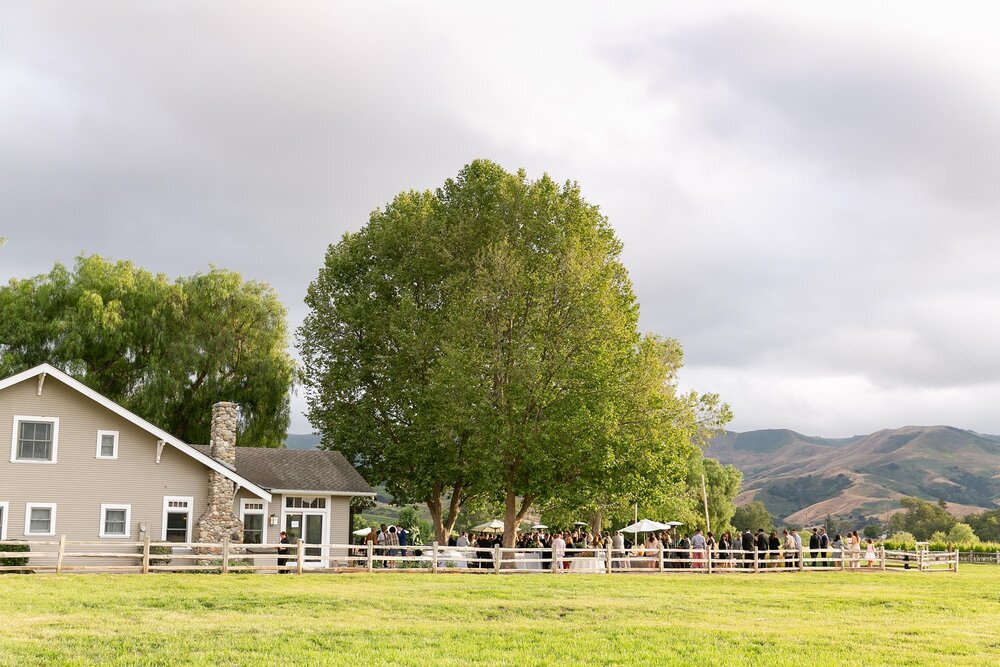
[753,546,759,573]
[296,539,305,575]
[431,541,439,574]
[605,544,612,574]
[953,549,959,573]
[707,547,713,574]
[366,543,374,572]
[493,545,501,574]
[142,533,151,574]
[56,534,66,574]
[221,537,230,575]
[658,543,665,572]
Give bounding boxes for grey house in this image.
[0,363,373,568]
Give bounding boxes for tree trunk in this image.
[590,509,603,537]
[426,484,465,544]
[503,485,537,549]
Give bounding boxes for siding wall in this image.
[0,374,354,570]
[0,376,213,546]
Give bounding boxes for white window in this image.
[0,501,8,541]
[100,504,131,538]
[25,502,57,536]
[10,416,59,463]
[96,430,119,459]
[286,497,325,509]
[162,496,193,543]
[240,499,267,545]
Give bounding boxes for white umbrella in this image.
[352,527,372,536]
[573,521,589,527]
[471,519,506,533]
[664,521,684,528]
[620,519,670,533]
[531,524,548,530]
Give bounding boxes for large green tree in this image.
[300,160,730,545]
[732,500,774,533]
[887,496,957,541]
[0,255,294,445]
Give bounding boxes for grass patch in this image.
[2,567,999,665]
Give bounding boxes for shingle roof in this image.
[191,446,374,495]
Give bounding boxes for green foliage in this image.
[863,524,882,539]
[299,161,730,544]
[0,255,295,445]
[685,456,742,533]
[0,541,29,568]
[732,500,773,533]
[964,509,1000,542]
[887,497,957,541]
[140,544,173,567]
[886,531,917,548]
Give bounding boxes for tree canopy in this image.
[732,500,774,533]
[887,496,957,541]
[0,255,295,445]
[299,160,730,544]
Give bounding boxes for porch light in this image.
[269,513,279,526]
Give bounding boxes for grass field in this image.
[3,567,1000,666]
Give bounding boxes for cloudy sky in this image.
[3,2,999,437]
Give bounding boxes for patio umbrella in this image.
[620,519,670,533]
[532,524,548,530]
[573,521,588,527]
[470,519,506,533]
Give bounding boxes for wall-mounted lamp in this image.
[269,513,279,526]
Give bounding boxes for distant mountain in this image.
[709,426,1000,525]
[283,433,321,450]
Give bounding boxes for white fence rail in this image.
[0,537,959,575]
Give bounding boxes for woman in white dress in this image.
[864,538,877,568]
[850,531,862,568]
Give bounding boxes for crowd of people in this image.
[357,523,881,569]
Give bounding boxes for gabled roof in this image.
[0,363,271,501]
[192,445,375,497]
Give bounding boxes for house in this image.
[0,363,374,569]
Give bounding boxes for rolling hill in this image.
[708,426,1000,525]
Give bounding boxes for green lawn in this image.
[2,567,999,666]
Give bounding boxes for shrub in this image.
[0,541,30,571]
[142,544,173,567]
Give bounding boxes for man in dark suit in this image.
[741,529,754,568]
[755,529,768,567]
[819,527,830,567]
[277,531,291,573]
[808,528,820,568]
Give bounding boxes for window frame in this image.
[239,498,268,545]
[161,496,194,544]
[0,501,8,541]
[10,415,60,464]
[95,430,119,460]
[24,502,57,536]
[99,503,131,538]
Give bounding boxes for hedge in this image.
[1,541,30,569]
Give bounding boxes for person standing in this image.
[808,529,819,568]
[277,531,291,573]
[741,529,755,569]
[456,531,470,548]
[552,532,567,571]
[864,538,877,568]
[783,530,795,569]
[612,531,625,571]
[691,529,707,569]
[818,527,830,567]
[756,529,768,567]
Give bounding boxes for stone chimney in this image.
[195,402,243,546]
[210,402,238,467]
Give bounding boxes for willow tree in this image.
[300,160,730,545]
[0,255,294,445]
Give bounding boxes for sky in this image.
[2,2,999,437]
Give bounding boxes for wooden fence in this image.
[0,537,959,575]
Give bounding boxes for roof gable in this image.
[0,363,271,501]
